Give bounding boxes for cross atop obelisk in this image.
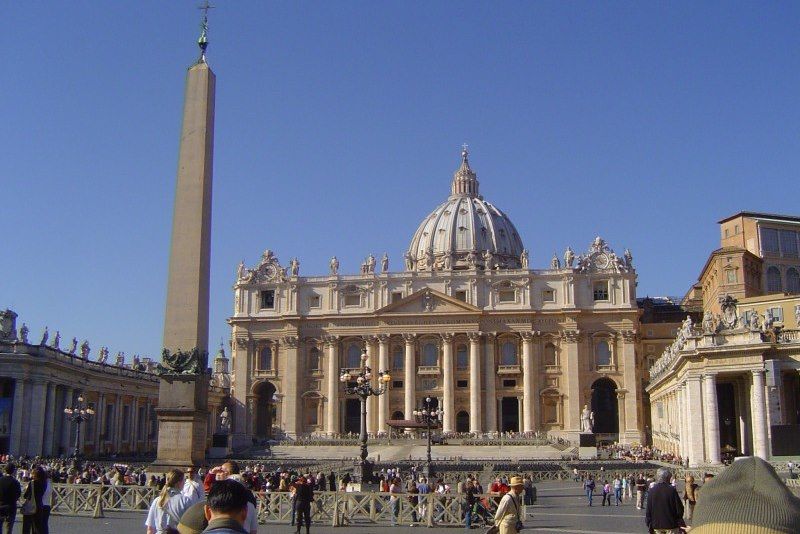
[197,0,215,63]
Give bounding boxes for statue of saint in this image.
[403,252,414,271]
[483,250,494,270]
[330,256,339,275]
[39,327,49,346]
[68,337,78,355]
[564,247,575,268]
[19,323,29,344]
[623,248,633,268]
[381,253,389,273]
[219,407,231,432]
[236,260,246,280]
[80,340,90,358]
[289,258,300,277]
[52,331,61,350]
[466,250,477,268]
[443,253,452,270]
[520,249,529,269]
[702,311,715,334]
[580,405,594,433]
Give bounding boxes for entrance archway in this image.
[590,378,619,434]
[456,411,469,433]
[254,382,277,439]
[344,399,360,434]
[500,397,519,432]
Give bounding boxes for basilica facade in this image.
[228,150,649,447]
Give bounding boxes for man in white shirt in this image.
[182,466,204,503]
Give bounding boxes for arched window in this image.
[767,266,783,293]
[308,347,320,371]
[595,340,611,366]
[421,343,438,366]
[543,343,557,366]
[391,411,404,420]
[346,345,362,368]
[259,346,272,370]
[456,345,468,369]
[500,341,518,366]
[787,268,800,294]
[392,346,404,370]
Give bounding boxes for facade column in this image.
[61,387,74,454]
[10,379,26,456]
[281,336,301,437]
[685,376,705,467]
[27,381,47,456]
[114,394,124,453]
[703,373,721,464]
[325,336,339,436]
[737,378,751,455]
[561,330,582,432]
[621,331,641,443]
[43,383,57,456]
[365,337,378,435]
[676,385,686,460]
[751,369,770,460]
[130,398,139,453]
[377,335,390,435]
[403,334,416,427]
[468,332,482,434]
[441,334,455,433]
[484,333,497,432]
[521,332,534,433]
[531,332,541,431]
[617,391,627,437]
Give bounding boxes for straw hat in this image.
[510,476,523,487]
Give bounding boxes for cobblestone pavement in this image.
[39,480,655,533]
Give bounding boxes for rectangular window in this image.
[306,403,318,426]
[457,379,468,388]
[780,230,798,257]
[498,290,516,303]
[454,290,468,302]
[768,307,784,322]
[391,291,403,303]
[761,228,780,254]
[260,290,275,309]
[593,281,609,301]
[543,401,558,424]
[502,379,516,388]
[308,294,321,308]
[392,380,403,389]
[344,294,361,306]
[735,224,740,234]
[724,228,730,238]
[542,289,555,302]
[726,270,737,284]
[456,350,469,369]
[392,352,404,370]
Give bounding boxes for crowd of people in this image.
[597,443,684,464]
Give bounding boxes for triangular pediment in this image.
[377,288,480,315]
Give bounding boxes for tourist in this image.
[613,475,622,506]
[327,472,336,491]
[601,480,611,506]
[788,460,795,479]
[0,463,21,534]
[389,477,402,526]
[21,466,47,534]
[493,476,524,534]
[464,479,478,530]
[682,474,698,521]
[201,479,251,534]
[583,475,595,506]
[635,473,647,509]
[183,467,204,503]
[690,456,800,533]
[625,473,635,499]
[645,467,685,534]
[293,476,314,534]
[177,501,208,534]
[417,476,430,520]
[145,469,194,534]
[406,477,419,524]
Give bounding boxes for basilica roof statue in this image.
[406,148,526,271]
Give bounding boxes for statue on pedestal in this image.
[520,249,529,269]
[80,340,90,358]
[289,258,300,277]
[219,407,231,433]
[39,327,49,346]
[580,405,594,433]
[564,247,575,268]
[52,331,61,350]
[68,337,78,355]
[403,252,414,271]
[381,253,389,273]
[0,310,18,342]
[19,323,29,344]
[330,256,339,275]
[550,254,560,270]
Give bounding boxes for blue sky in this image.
[3,2,799,360]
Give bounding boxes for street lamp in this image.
[412,396,443,477]
[340,350,391,484]
[63,394,94,468]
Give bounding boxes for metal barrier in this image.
[50,484,158,516]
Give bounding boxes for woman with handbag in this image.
[491,476,524,534]
[21,466,46,534]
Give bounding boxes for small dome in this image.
[406,149,526,271]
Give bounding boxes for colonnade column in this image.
[281,336,300,437]
[685,376,705,467]
[521,332,534,433]
[43,383,57,456]
[61,387,74,454]
[441,333,455,433]
[751,369,769,460]
[325,336,339,436]
[27,380,47,455]
[484,333,497,432]
[403,334,416,428]
[10,379,26,456]
[677,385,686,460]
[703,373,721,464]
[377,335,389,435]
[561,330,582,431]
[467,332,482,434]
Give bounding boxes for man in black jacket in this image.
[0,463,21,534]
[645,467,686,534]
[294,476,314,534]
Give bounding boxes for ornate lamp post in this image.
[413,396,443,477]
[340,351,390,483]
[63,394,94,468]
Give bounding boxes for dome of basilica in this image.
[405,149,527,272]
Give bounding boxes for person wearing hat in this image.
[493,476,524,534]
[177,501,208,534]
[691,456,800,533]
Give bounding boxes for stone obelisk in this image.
[153,11,215,470]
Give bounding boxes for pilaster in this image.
[281,336,300,437]
[620,330,642,443]
[561,330,582,431]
